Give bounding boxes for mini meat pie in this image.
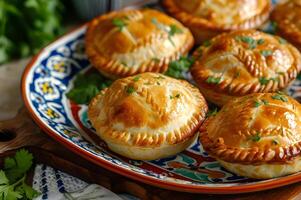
[85,9,194,79]
[200,93,301,179]
[191,30,301,106]
[163,0,271,44]
[88,72,208,160]
[271,0,301,50]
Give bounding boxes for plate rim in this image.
[21,23,301,194]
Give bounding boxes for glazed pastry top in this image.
[88,73,207,147]
[271,0,301,47]
[163,0,270,28]
[86,9,193,70]
[191,30,301,95]
[200,93,301,163]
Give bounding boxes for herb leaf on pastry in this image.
[85,9,194,79]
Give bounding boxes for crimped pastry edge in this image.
[199,119,301,165]
[85,9,194,79]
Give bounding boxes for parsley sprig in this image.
[0,149,40,200]
[165,56,194,79]
[66,73,112,104]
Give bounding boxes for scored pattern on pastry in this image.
[200,93,301,164]
[163,0,271,29]
[191,30,301,96]
[271,0,301,50]
[88,73,207,147]
[85,9,194,78]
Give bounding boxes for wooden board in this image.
[1,107,301,200]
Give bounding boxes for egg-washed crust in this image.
[88,73,208,147]
[162,0,271,31]
[85,9,194,79]
[271,0,301,50]
[200,93,301,165]
[191,30,301,99]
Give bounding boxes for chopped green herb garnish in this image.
[260,50,273,57]
[272,139,278,145]
[206,76,221,84]
[66,73,112,104]
[133,76,140,82]
[279,38,287,44]
[170,94,180,99]
[125,86,135,94]
[112,18,127,31]
[271,92,288,102]
[156,81,160,85]
[203,40,211,47]
[254,100,262,107]
[121,61,128,67]
[0,149,40,200]
[165,56,194,79]
[250,132,261,142]
[259,77,269,85]
[207,108,218,117]
[236,36,257,49]
[257,39,265,45]
[169,24,183,36]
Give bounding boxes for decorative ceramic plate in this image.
[22,2,301,195]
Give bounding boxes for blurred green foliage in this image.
[0,0,64,64]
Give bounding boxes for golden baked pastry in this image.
[88,72,208,160]
[163,0,271,44]
[271,0,301,50]
[191,30,301,106]
[200,92,301,179]
[85,9,194,79]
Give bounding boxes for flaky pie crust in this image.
[163,0,271,43]
[85,9,194,79]
[200,93,301,165]
[271,0,301,50]
[88,73,208,159]
[191,30,301,106]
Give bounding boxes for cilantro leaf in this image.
[203,40,211,47]
[0,150,40,200]
[165,56,194,79]
[4,149,33,183]
[66,73,113,104]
